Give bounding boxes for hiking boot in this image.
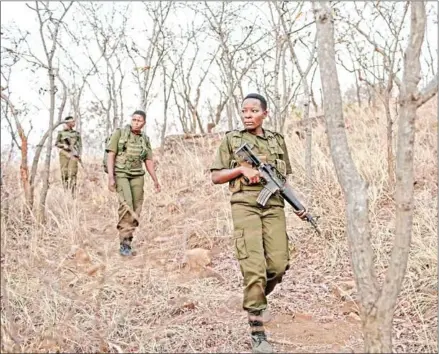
[251,331,273,353]
[119,243,132,256]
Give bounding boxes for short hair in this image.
[132,110,146,120]
[243,93,268,111]
[65,116,74,122]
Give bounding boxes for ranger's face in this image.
[241,98,267,131]
[131,114,145,132]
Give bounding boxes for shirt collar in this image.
[240,128,268,139]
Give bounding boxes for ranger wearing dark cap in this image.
[210,93,298,353]
[55,116,82,193]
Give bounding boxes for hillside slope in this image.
[1,103,437,353]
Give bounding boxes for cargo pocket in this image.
[233,229,249,260]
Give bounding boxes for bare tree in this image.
[55,12,103,137]
[156,24,182,147]
[78,2,129,136]
[0,90,32,204]
[124,1,172,112]
[1,62,66,213]
[26,1,73,221]
[274,0,317,185]
[338,2,410,186]
[202,1,272,130]
[2,2,72,214]
[0,42,34,154]
[172,84,189,134]
[172,20,219,134]
[264,3,293,132]
[315,1,437,351]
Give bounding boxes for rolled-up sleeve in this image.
[281,140,293,175]
[210,137,231,171]
[106,129,121,154]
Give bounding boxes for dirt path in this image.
[79,207,363,353]
[1,188,364,353]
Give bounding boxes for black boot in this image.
[119,237,133,256]
[248,311,273,353]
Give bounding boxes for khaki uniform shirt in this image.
[210,128,292,174]
[55,128,82,155]
[106,128,153,178]
[210,128,292,206]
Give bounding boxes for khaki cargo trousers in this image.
[59,153,78,193]
[231,190,290,314]
[116,175,144,245]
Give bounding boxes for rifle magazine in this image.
[256,188,272,206]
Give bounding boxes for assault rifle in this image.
[235,142,321,235]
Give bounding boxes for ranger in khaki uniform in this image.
[210,93,297,353]
[106,110,161,256]
[55,116,82,193]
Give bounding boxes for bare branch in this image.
[417,74,438,108]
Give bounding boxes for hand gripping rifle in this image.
[63,137,83,167]
[235,142,321,235]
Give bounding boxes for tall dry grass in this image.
[0,100,437,353]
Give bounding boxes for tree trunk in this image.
[0,92,32,207]
[37,68,57,222]
[384,95,395,187]
[226,98,233,131]
[355,71,362,107]
[19,130,31,207]
[119,81,124,128]
[310,88,319,117]
[314,2,382,350]
[195,110,205,134]
[29,120,66,205]
[316,2,428,352]
[304,99,312,187]
[280,42,289,133]
[160,66,168,152]
[363,315,392,352]
[377,2,426,351]
[111,71,119,131]
[273,36,282,132]
[366,83,373,109]
[173,89,188,133]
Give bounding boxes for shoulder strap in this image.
[272,131,285,146]
[118,125,131,151]
[265,129,285,145]
[141,132,149,143]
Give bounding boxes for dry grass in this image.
[1,101,437,353]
